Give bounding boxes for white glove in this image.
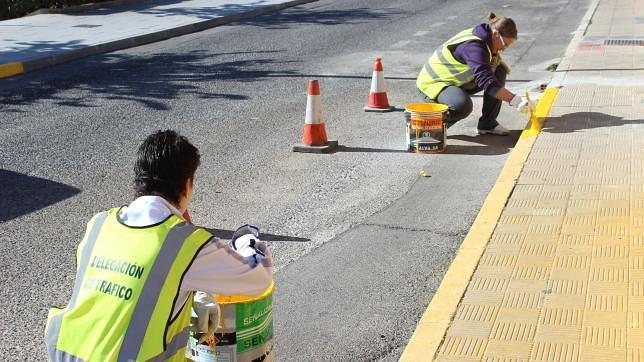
[509,95,535,113]
[192,291,220,344]
[231,224,267,266]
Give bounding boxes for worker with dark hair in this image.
[417,12,535,135]
[45,130,272,361]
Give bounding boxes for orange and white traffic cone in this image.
[292,80,338,153]
[364,57,395,112]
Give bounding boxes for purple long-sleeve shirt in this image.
[452,23,502,96]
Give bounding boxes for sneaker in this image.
[477,124,509,136]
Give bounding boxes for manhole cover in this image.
[72,24,102,28]
[603,39,644,46]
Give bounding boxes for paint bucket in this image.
[404,103,448,153]
[186,282,275,362]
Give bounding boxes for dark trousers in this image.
[420,66,507,130]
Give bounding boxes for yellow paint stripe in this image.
[535,88,558,118]
[0,62,25,79]
[399,87,560,362]
[521,88,559,138]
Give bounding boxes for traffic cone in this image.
[364,57,395,112]
[293,80,338,154]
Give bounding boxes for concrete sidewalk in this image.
[0,0,317,78]
[402,0,644,360]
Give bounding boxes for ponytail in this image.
[487,12,517,39]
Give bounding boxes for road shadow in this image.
[236,6,402,29]
[2,3,399,65]
[441,112,642,155]
[541,111,644,133]
[79,2,403,26]
[1,39,88,64]
[269,74,417,82]
[0,49,291,112]
[40,0,402,26]
[335,129,522,156]
[444,130,521,155]
[336,145,408,154]
[0,2,403,113]
[206,228,310,242]
[0,169,80,222]
[84,0,272,19]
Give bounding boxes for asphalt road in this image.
[0,0,589,360]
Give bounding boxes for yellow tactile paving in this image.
[400,87,560,361]
[400,1,644,359]
[418,77,644,361]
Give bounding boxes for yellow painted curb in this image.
[399,87,560,362]
[0,62,24,79]
[521,88,559,138]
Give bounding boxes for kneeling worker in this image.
[44,130,273,361]
[417,12,536,135]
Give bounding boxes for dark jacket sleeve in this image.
[453,40,502,96]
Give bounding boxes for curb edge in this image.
[0,62,25,79]
[550,0,601,87]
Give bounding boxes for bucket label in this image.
[236,293,273,354]
[187,337,229,362]
[404,106,447,153]
[411,117,442,130]
[406,119,446,153]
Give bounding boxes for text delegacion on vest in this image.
[91,255,145,279]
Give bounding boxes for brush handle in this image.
[524,91,534,117]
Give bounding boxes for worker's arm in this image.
[456,41,533,109]
[499,87,536,113]
[456,41,505,98]
[495,87,515,103]
[181,237,273,297]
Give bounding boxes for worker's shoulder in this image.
[192,227,236,251]
[459,38,486,46]
[195,227,227,240]
[184,223,216,239]
[188,225,238,250]
[456,38,491,56]
[96,206,125,219]
[85,207,118,225]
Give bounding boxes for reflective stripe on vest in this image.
[118,224,198,360]
[417,28,492,100]
[45,208,212,361]
[49,349,85,362]
[46,211,108,361]
[148,327,190,361]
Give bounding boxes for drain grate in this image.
[603,39,644,46]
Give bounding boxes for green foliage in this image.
[0,0,106,20]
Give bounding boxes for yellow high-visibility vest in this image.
[45,207,213,361]
[417,28,493,100]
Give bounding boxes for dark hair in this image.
[488,12,517,39]
[134,130,200,205]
